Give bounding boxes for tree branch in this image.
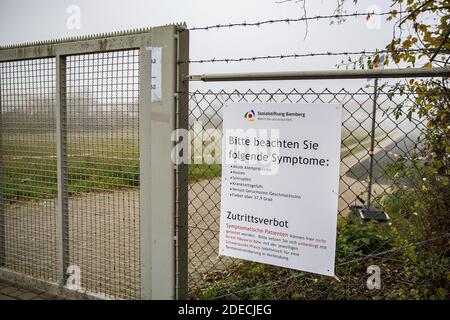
[430,26,450,62]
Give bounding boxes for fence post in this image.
[0,82,4,268]
[367,78,379,209]
[175,26,189,300]
[139,25,178,299]
[56,55,69,286]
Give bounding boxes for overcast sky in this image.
[0,0,398,91]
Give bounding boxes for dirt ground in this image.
[3,190,140,299]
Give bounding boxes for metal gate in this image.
[0,25,189,299]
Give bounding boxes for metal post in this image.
[0,80,4,268]
[367,78,378,209]
[56,55,69,286]
[175,26,189,300]
[139,25,177,299]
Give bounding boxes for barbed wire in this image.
[210,232,450,300]
[181,48,446,64]
[187,7,449,31]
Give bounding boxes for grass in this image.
[189,164,222,182]
[2,132,139,203]
[2,130,374,203]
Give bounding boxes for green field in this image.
[2,132,139,203]
[1,131,376,203]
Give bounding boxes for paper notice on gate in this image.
[219,102,342,277]
[151,47,162,102]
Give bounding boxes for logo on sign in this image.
[244,110,256,122]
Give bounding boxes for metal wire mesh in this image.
[65,50,140,299]
[0,58,58,282]
[186,87,428,294]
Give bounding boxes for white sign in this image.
[219,103,342,277]
[151,47,162,102]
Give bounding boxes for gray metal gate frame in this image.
[0,25,190,300]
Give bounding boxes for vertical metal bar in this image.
[139,44,152,300]
[139,25,177,299]
[175,26,189,300]
[367,78,378,209]
[0,74,4,268]
[56,55,68,286]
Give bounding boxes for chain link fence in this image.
[185,84,448,298]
